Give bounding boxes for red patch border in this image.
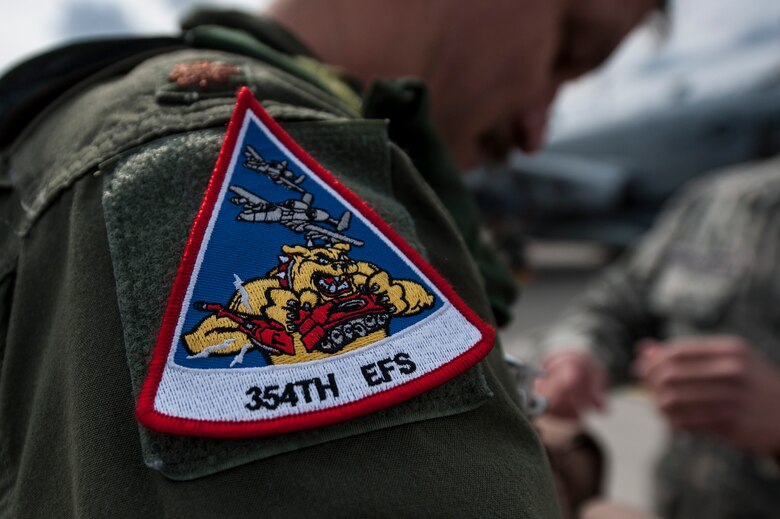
[136,88,495,438]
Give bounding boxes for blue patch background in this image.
[173,115,443,369]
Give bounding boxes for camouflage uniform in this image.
[543,156,780,518]
[0,9,558,519]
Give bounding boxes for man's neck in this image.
[264,0,440,85]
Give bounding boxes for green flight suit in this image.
[0,10,558,518]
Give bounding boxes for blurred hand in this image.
[535,351,607,422]
[633,336,780,455]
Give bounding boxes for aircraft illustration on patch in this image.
[228,145,363,246]
[136,88,493,438]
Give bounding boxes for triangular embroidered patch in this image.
[136,88,494,437]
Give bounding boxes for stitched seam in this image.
[16,49,360,232]
[25,98,229,212]
[17,105,350,236]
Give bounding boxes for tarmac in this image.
[500,245,666,514]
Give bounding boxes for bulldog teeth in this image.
[318,275,351,295]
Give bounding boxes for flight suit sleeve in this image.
[541,184,706,386]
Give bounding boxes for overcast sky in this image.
[2,0,778,140]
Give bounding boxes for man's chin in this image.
[512,108,548,154]
[448,131,514,170]
[475,128,514,167]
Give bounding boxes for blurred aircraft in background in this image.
[469,86,780,252]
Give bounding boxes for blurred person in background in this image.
[536,156,780,518]
[0,0,659,517]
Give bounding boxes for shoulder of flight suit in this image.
[0,26,560,518]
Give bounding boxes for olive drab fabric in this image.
[0,8,559,518]
[543,157,780,519]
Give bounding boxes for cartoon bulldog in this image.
[183,243,435,364]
